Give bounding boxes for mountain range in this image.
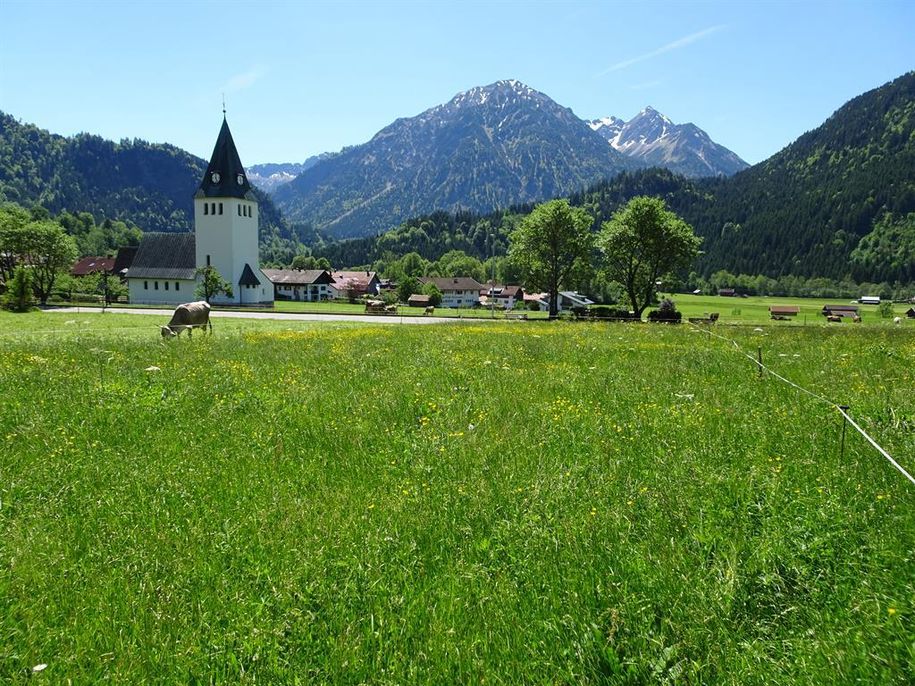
[272,80,748,236]
[274,80,643,237]
[588,107,748,178]
[314,72,915,284]
[1,72,912,282]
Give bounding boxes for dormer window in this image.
[236,174,245,185]
[211,172,221,183]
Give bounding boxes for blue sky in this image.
[1,0,912,166]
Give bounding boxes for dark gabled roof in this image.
[71,256,115,276]
[769,305,800,314]
[238,263,261,286]
[262,269,333,286]
[196,117,254,199]
[112,246,137,274]
[420,277,485,292]
[407,294,432,306]
[127,232,196,280]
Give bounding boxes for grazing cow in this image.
[161,301,212,338]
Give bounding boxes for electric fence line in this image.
[689,322,914,488]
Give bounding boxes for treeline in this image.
[683,270,913,301]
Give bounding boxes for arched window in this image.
[204,203,209,215]
[211,202,216,215]
[219,203,223,215]
[238,204,242,216]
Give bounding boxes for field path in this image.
[47,306,500,326]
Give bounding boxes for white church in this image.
[125,117,272,305]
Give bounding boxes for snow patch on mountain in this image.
[589,108,748,177]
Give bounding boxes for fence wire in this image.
[689,322,914,488]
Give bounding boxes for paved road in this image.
[48,306,505,326]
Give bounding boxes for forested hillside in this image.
[0,112,291,255]
[692,71,915,280]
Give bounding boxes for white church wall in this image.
[128,278,197,305]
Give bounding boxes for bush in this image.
[2,266,34,312]
[878,301,894,318]
[648,298,682,323]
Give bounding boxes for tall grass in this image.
[1,312,913,683]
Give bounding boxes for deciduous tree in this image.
[598,197,701,318]
[4,220,78,304]
[195,266,233,304]
[508,199,594,318]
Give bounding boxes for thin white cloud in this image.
[596,26,726,77]
[222,67,265,93]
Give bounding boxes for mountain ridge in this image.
[588,107,749,178]
[273,79,641,237]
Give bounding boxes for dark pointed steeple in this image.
[196,117,253,199]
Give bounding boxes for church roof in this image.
[238,263,261,286]
[127,232,197,280]
[196,117,254,199]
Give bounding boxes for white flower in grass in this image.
[468,423,476,431]
[145,366,161,372]
[33,663,47,672]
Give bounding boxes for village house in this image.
[71,256,115,277]
[263,268,333,301]
[420,277,484,308]
[329,271,381,300]
[522,290,594,312]
[124,116,272,305]
[480,283,524,309]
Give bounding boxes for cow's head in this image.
[160,326,177,338]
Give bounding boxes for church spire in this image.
[196,117,252,199]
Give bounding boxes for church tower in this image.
[194,117,271,304]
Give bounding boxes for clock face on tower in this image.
[237,174,245,185]
[211,172,221,183]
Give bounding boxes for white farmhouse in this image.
[126,117,272,305]
[420,277,484,308]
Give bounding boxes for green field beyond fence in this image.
[51,293,914,326]
[1,312,913,683]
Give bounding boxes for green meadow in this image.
[1,312,913,683]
